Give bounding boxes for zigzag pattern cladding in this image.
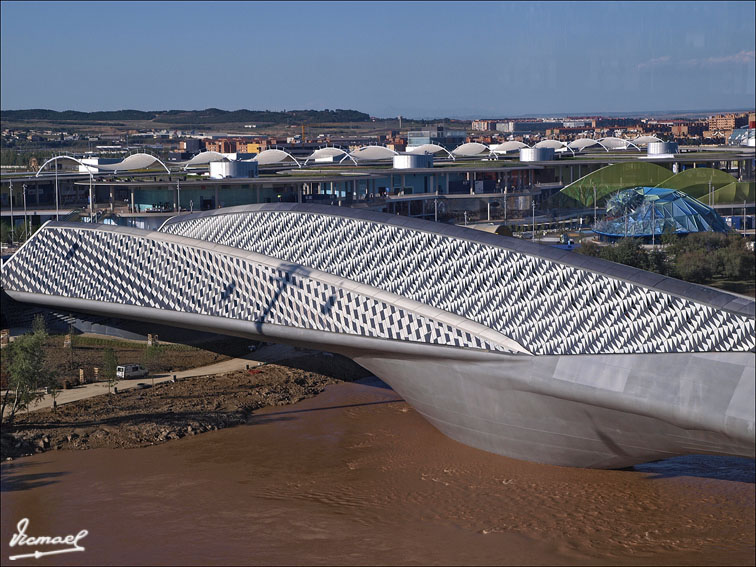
[1,227,505,352]
[161,211,755,355]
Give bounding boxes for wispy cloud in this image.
[639,51,755,70]
[699,50,755,65]
[636,56,671,70]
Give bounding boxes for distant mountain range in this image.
[0,108,372,125]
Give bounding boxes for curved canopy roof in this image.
[452,142,490,157]
[406,144,454,158]
[533,139,566,149]
[490,141,528,154]
[304,147,354,165]
[183,151,228,169]
[558,162,673,206]
[253,149,301,166]
[92,153,171,173]
[307,147,348,160]
[347,146,398,161]
[598,137,640,151]
[653,167,738,199]
[632,135,663,146]
[567,138,602,151]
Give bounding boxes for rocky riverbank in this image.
[1,353,370,460]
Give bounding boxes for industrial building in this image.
[1,141,753,235]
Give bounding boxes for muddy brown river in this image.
[1,378,754,566]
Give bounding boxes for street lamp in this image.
[532,199,536,241]
[89,170,94,223]
[55,160,60,221]
[22,183,28,242]
[8,180,14,245]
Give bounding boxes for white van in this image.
[116,364,148,379]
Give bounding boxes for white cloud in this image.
[701,50,755,65]
[637,50,755,71]
[636,56,671,70]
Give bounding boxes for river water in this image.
[2,378,754,566]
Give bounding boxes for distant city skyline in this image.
[1,1,754,118]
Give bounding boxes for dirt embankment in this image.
[2,354,370,460]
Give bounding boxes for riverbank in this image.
[1,353,370,460]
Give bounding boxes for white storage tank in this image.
[647,141,679,156]
[393,153,433,169]
[209,160,258,179]
[519,147,555,162]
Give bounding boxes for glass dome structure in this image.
[593,186,730,240]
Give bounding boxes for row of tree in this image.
[1,316,164,425]
[578,232,755,285]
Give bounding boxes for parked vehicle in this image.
[116,364,148,379]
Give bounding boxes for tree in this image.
[103,348,119,394]
[142,345,163,386]
[0,222,11,245]
[32,313,47,336]
[675,250,714,283]
[1,316,57,425]
[647,248,669,276]
[600,238,648,270]
[576,240,601,257]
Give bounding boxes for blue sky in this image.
[1,1,754,117]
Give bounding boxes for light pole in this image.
[743,200,747,234]
[532,199,536,241]
[434,198,438,222]
[593,183,597,226]
[177,179,181,212]
[22,183,28,242]
[504,185,508,221]
[651,202,656,248]
[54,161,60,220]
[8,180,14,245]
[89,171,94,223]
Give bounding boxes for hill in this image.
[1,108,371,126]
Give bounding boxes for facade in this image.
[407,126,466,150]
[1,204,753,468]
[472,120,498,131]
[708,113,749,132]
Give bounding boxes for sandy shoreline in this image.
[1,375,754,566]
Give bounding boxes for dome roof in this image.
[348,146,398,161]
[452,142,490,157]
[533,139,565,149]
[406,144,454,158]
[593,186,730,238]
[183,151,228,168]
[490,141,528,153]
[253,149,300,166]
